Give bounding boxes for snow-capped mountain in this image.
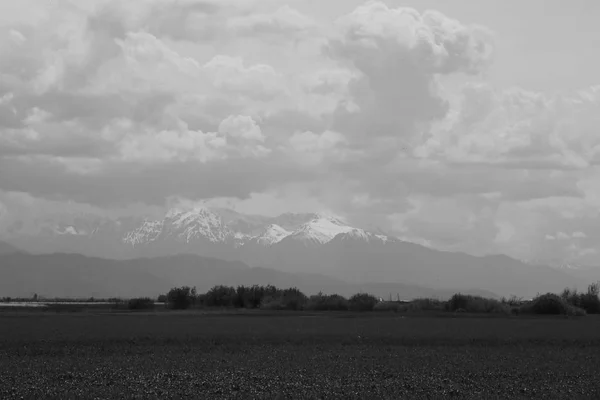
[4,206,400,261]
[160,207,235,244]
[249,224,291,246]
[1,206,593,298]
[120,209,366,250]
[332,228,396,244]
[282,215,355,246]
[123,220,164,247]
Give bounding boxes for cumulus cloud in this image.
[218,115,264,142]
[0,0,307,208]
[204,55,287,101]
[2,0,600,265]
[227,5,317,37]
[325,1,494,148]
[416,83,600,170]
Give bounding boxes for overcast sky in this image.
[1,0,600,263]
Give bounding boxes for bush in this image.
[501,295,525,307]
[234,285,279,309]
[260,295,286,310]
[521,293,586,316]
[205,285,237,307]
[348,293,378,311]
[305,293,349,311]
[446,294,510,314]
[580,293,600,314]
[281,287,308,310]
[405,298,446,312]
[166,286,196,310]
[127,297,155,310]
[157,294,167,303]
[561,283,600,314]
[259,287,307,311]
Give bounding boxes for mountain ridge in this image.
[0,252,500,300]
[2,207,593,297]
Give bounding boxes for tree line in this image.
[124,281,600,316]
[156,285,380,311]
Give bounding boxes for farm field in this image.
[1,311,599,399]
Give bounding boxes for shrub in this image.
[260,295,286,310]
[560,284,600,314]
[406,298,446,312]
[580,294,600,314]
[521,293,586,316]
[195,293,207,308]
[259,287,307,311]
[281,287,308,310]
[305,293,349,311]
[234,285,279,309]
[205,285,237,307]
[127,297,155,310]
[446,294,510,314]
[166,286,195,310]
[156,294,167,303]
[501,295,525,307]
[348,293,379,311]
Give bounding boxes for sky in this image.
[1,0,600,264]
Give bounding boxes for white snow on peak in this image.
[121,208,393,248]
[341,228,371,240]
[334,229,392,244]
[254,224,291,245]
[169,208,215,226]
[375,234,391,243]
[164,207,231,243]
[290,216,354,245]
[123,219,164,246]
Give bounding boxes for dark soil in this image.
[1,312,599,399]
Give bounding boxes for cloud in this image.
[324,1,494,149]
[218,115,265,142]
[2,0,600,265]
[416,84,600,170]
[227,5,317,37]
[289,130,345,152]
[0,0,311,208]
[203,55,287,101]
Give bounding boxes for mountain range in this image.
[0,251,502,299]
[1,207,598,298]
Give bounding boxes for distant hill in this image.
[0,252,498,300]
[6,208,589,298]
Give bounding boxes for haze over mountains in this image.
[1,207,596,299]
[0,251,504,300]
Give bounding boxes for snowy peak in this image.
[252,224,292,246]
[163,207,234,243]
[123,207,234,246]
[334,228,372,242]
[287,216,355,245]
[123,219,164,247]
[40,206,399,250]
[268,212,321,232]
[331,228,396,244]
